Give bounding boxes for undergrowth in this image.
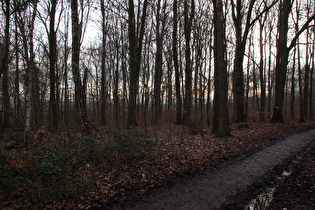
[1,121,315,208]
[0,127,158,208]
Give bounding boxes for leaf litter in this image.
[1,121,315,209]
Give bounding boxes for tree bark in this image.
[271,0,292,123]
[267,22,274,120]
[231,0,253,123]
[114,40,120,126]
[22,0,39,147]
[173,0,182,125]
[126,0,148,127]
[271,0,315,123]
[304,0,312,119]
[206,27,213,127]
[49,0,58,131]
[183,0,195,126]
[259,18,266,122]
[71,0,90,134]
[63,9,69,125]
[14,13,21,121]
[212,0,231,137]
[100,0,107,125]
[231,0,277,123]
[1,0,11,129]
[121,28,127,120]
[297,38,305,122]
[310,16,315,119]
[153,0,165,125]
[290,47,296,120]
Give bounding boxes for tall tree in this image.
[1,0,12,129]
[267,21,274,119]
[153,0,167,125]
[71,0,90,134]
[258,6,268,122]
[212,0,231,137]
[231,0,277,124]
[14,11,21,122]
[206,25,213,127]
[16,0,39,147]
[296,0,304,122]
[290,46,296,120]
[271,0,315,123]
[100,0,107,125]
[304,0,311,118]
[173,0,183,124]
[62,4,70,125]
[310,8,315,120]
[48,0,58,130]
[114,39,120,126]
[126,0,148,127]
[271,0,293,123]
[183,0,195,125]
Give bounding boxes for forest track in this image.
[119,129,315,210]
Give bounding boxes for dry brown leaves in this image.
[77,121,315,209]
[1,121,315,209]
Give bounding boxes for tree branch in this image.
[288,13,315,52]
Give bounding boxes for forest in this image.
[0,0,315,208]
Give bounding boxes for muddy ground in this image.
[267,145,315,209]
[112,129,315,210]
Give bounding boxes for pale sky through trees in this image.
[0,0,314,130]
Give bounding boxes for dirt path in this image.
[121,129,315,210]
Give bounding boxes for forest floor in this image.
[0,121,315,209]
[266,148,315,209]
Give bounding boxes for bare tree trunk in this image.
[245,40,250,119]
[252,64,258,116]
[32,63,42,126]
[267,22,273,120]
[153,0,164,125]
[142,35,151,128]
[304,12,310,118]
[114,40,120,127]
[304,1,312,119]
[127,0,148,127]
[304,64,310,118]
[271,0,292,123]
[71,0,90,134]
[206,27,213,127]
[195,22,203,116]
[251,34,259,116]
[63,6,69,126]
[1,0,11,129]
[14,13,21,121]
[297,39,305,122]
[173,0,182,125]
[121,27,127,121]
[100,0,107,125]
[231,0,277,124]
[245,66,250,118]
[49,0,58,131]
[290,47,296,120]
[167,52,173,111]
[259,18,266,122]
[23,0,39,147]
[272,0,315,123]
[310,16,315,119]
[296,0,304,123]
[183,0,195,126]
[212,0,230,137]
[231,0,251,124]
